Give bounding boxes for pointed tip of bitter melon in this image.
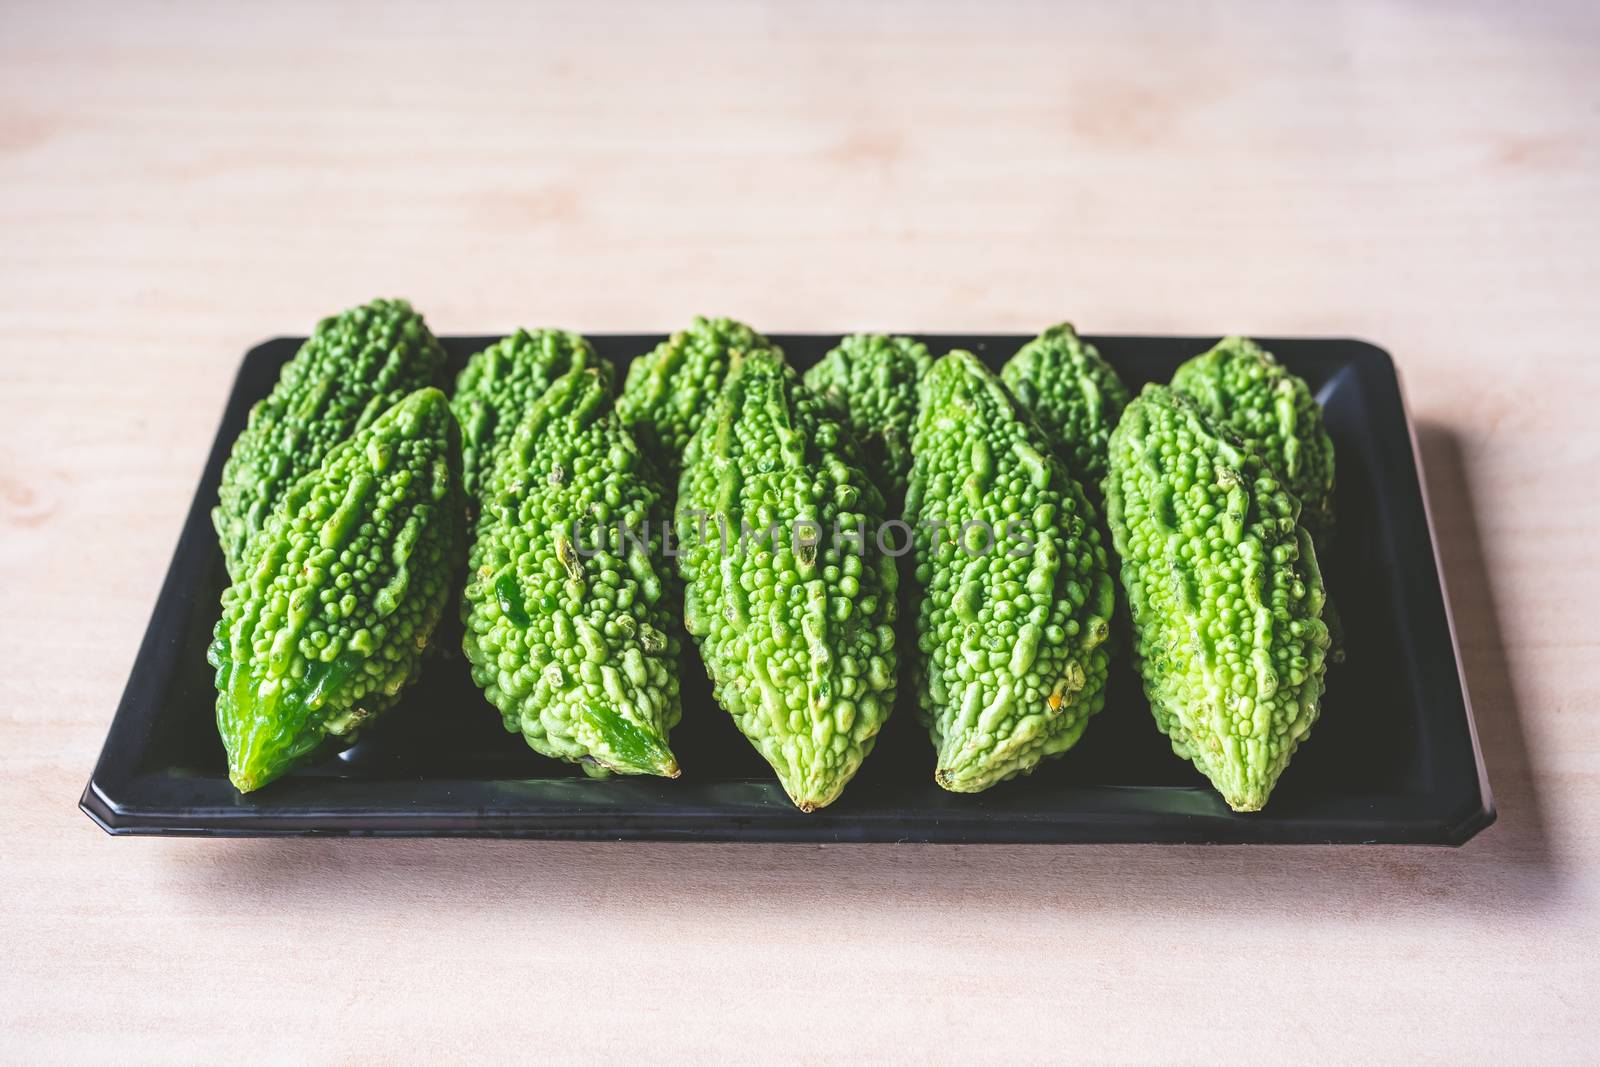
[776,773,848,814]
[218,684,309,795]
[932,754,1022,794]
[228,767,268,795]
[220,702,292,795]
[768,760,849,812]
[574,704,681,779]
[932,728,1034,794]
[630,753,682,780]
[784,792,826,815]
[933,766,981,794]
[1216,772,1272,813]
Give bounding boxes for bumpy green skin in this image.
[462,364,683,778]
[1170,336,1336,541]
[1105,385,1331,812]
[803,334,933,502]
[451,329,595,499]
[210,388,464,793]
[213,299,446,580]
[999,323,1131,503]
[676,351,898,811]
[617,317,780,484]
[906,350,1115,792]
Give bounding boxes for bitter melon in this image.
[803,333,932,503]
[676,349,898,811]
[999,323,1130,503]
[617,316,780,484]
[451,328,595,499]
[905,350,1116,792]
[210,387,464,793]
[213,299,446,579]
[1169,336,1336,541]
[1104,384,1331,811]
[462,362,683,777]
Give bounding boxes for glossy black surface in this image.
[81,334,1493,842]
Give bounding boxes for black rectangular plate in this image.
[81,334,1493,843]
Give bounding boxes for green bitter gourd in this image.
[462,363,683,777]
[1169,336,1335,541]
[803,333,933,503]
[999,323,1131,504]
[676,350,898,811]
[451,328,595,500]
[210,387,464,793]
[1104,384,1331,811]
[617,316,780,485]
[213,298,446,579]
[905,350,1116,792]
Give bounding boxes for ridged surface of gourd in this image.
[906,350,1116,793]
[451,328,595,499]
[803,333,932,503]
[462,363,683,778]
[210,387,463,793]
[1105,384,1331,811]
[999,323,1130,504]
[1170,336,1336,540]
[675,351,897,811]
[617,316,780,484]
[213,298,446,578]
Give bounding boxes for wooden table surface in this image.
[3,1,1596,1061]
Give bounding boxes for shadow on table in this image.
[162,423,1562,920]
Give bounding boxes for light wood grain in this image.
[2,0,1597,1062]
